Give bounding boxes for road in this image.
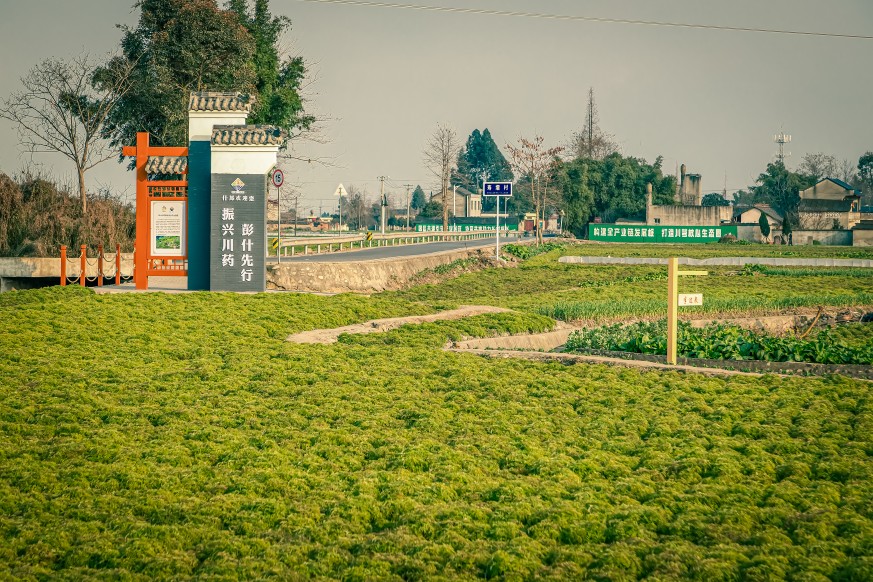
[267,235,523,263]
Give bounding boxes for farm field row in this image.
[391,248,873,323]
[1,247,872,579]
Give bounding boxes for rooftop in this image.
[211,125,287,146]
[145,156,187,175]
[189,92,254,113]
[798,199,857,212]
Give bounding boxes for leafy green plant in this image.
[502,242,564,260]
[565,319,873,364]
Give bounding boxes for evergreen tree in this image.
[101,0,312,153]
[758,211,771,239]
[410,185,426,211]
[453,128,513,191]
[752,162,814,228]
[227,0,314,133]
[557,153,675,231]
[702,193,730,206]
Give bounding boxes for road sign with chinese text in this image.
[483,182,512,196]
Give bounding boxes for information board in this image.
[150,201,186,256]
[210,174,267,292]
[588,224,737,243]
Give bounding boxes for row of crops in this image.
[564,320,873,365]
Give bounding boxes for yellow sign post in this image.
[666,257,708,365]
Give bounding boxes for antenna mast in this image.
[774,132,791,165]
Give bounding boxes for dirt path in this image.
[286,305,511,344]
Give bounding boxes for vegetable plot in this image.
[565,320,873,365]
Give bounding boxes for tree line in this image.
[423,88,872,241]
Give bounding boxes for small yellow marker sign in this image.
[667,258,708,365]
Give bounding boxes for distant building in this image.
[675,163,702,206]
[797,178,862,230]
[733,204,783,230]
[851,220,873,246]
[646,166,732,226]
[431,186,484,218]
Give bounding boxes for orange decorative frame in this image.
[122,132,189,290]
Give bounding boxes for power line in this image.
[293,0,873,41]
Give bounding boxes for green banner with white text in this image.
[588,224,737,243]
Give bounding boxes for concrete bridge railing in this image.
[271,230,506,257]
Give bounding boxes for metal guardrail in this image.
[269,230,504,257]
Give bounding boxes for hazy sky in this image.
[1,0,871,215]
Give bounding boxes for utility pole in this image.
[378,175,389,235]
[403,183,414,231]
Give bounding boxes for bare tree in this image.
[0,54,133,214]
[423,123,461,232]
[506,135,563,245]
[798,152,838,181]
[345,184,370,230]
[838,158,857,184]
[569,87,618,161]
[799,212,842,231]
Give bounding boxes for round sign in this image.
[271,168,284,188]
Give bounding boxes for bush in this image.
[0,172,134,256]
[502,242,564,260]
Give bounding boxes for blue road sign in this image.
[484,182,512,196]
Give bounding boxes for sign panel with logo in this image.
[150,201,186,256]
[210,174,267,292]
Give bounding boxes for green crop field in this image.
[2,249,873,580]
[390,247,873,324]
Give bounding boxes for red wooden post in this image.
[133,132,150,290]
[97,244,104,287]
[80,245,87,287]
[115,244,121,285]
[60,245,67,286]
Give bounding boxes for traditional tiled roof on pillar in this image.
[188,91,254,112]
[145,156,188,175]
[211,125,287,146]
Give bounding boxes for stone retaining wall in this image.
[268,247,493,293]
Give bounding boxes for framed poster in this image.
[151,201,187,256]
